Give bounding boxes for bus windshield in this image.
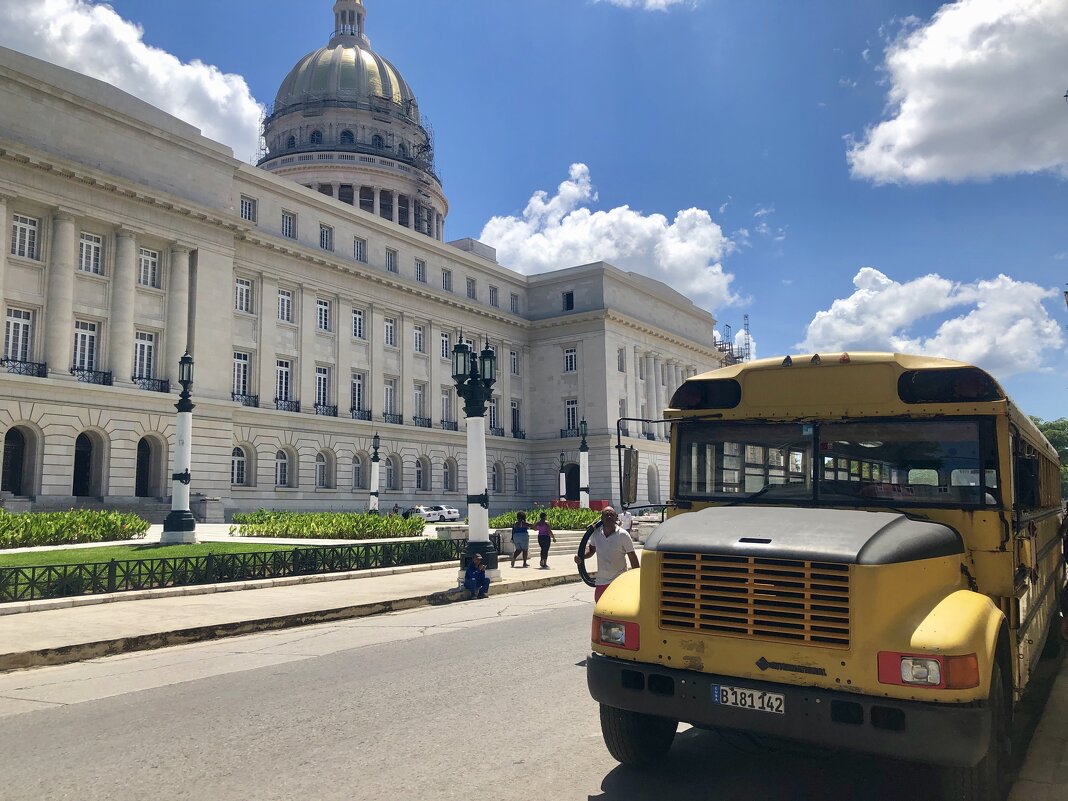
[674,418,999,508]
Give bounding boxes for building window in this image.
[310,130,323,145]
[562,291,574,311]
[466,277,477,300]
[320,224,333,251]
[275,359,292,401]
[354,237,367,262]
[413,325,425,354]
[384,317,396,347]
[352,308,365,339]
[511,400,521,433]
[234,278,252,313]
[351,372,365,411]
[440,332,451,359]
[510,350,519,375]
[564,347,577,373]
[10,214,39,260]
[441,389,453,423]
[340,129,355,145]
[278,289,293,323]
[441,269,452,292]
[383,378,396,414]
[133,331,155,378]
[315,452,331,489]
[239,196,257,223]
[490,462,499,493]
[78,232,103,275]
[372,134,385,149]
[514,464,525,494]
[138,248,159,288]
[619,398,628,428]
[352,454,365,489]
[385,248,397,273]
[233,352,250,395]
[414,383,426,418]
[231,447,247,486]
[315,366,331,406]
[316,299,331,332]
[565,398,578,431]
[510,293,519,314]
[384,458,395,490]
[415,259,426,283]
[617,348,626,373]
[281,211,296,239]
[275,450,289,487]
[286,135,296,150]
[488,397,499,430]
[415,458,426,491]
[4,308,33,362]
[443,459,455,492]
[488,286,499,308]
[72,320,98,371]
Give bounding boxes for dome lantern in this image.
[331,0,367,46]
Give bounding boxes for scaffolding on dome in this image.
[714,314,752,366]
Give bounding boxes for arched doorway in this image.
[134,437,165,498]
[73,432,105,498]
[565,463,580,501]
[2,428,26,496]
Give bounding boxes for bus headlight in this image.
[901,657,941,685]
[593,616,640,651]
[877,652,979,689]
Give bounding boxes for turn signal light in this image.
[877,652,979,689]
[592,616,640,651]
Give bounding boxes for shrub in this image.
[0,509,150,550]
[489,508,601,530]
[231,510,424,539]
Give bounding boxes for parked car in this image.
[430,505,461,522]
[402,505,441,522]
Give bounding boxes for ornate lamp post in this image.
[452,340,499,579]
[558,451,566,503]
[579,418,590,509]
[162,353,196,544]
[368,432,381,513]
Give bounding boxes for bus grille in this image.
[659,553,851,648]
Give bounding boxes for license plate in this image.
[711,684,785,714]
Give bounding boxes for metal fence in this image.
[0,539,466,603]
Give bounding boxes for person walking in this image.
[511,511,530,568]
[535,511,556,568]
[464,553,490,599]
[619,504,634,534]
[576,507,639,601]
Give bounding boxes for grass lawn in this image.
[0,542,302,569]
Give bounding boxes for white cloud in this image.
[595,0,697,10]
[798,268,1063,377]
[480,164,737,310]
[848,0,1068,184]
[0,0,263,162]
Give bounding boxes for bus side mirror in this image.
[622,447,639,507]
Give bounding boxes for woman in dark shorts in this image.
[536,512,556,568]
[511,512,530,568]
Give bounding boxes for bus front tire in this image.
[599,704,677,766]
[939,663,1009,801]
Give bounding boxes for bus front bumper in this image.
[587,652,991,767]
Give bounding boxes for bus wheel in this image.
[939,664,1009,801]
[599,704,677,766]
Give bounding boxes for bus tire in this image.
[939,663,1009,801]
[599,704,677,766]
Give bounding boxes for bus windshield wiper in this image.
[726,483,772,507]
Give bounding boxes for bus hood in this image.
[645,506,963,565]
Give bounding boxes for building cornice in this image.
[528,307,720,361]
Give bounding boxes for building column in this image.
[407,198,415,229]
[428,320,441,425]
[44,211,77,374]
[497,340,512,435]
[400,311,414,420]
[372,188,381,218]
[369,304,384,419]
[109,229,137,383]
[643,353,656,438]
[337,293,352,413]
[652,355,665,438]
[165,245,192,383]
[331,183,340,198]
[669,361,681,399]
[0,195,9,316]
[299,284,316,408]
[258,275,278,405]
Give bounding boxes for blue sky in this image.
[2,0,1065,420]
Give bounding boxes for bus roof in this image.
[688,352,977,382]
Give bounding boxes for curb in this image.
[0,572,586,672]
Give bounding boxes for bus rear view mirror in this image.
[622,446,639,507]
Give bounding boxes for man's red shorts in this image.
[594,584,608,602]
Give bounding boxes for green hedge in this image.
[489,508,601,530]
[0,509,150,549]
[231,510,424,539]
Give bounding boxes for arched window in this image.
[315,452,329,489]
[514,464,526,494]
[352,454,364,489]
[384,455,396,491]
[443,458,457,492]
[231,447,247,486]
[340,129,355,145]
[371,134,385,149]
[397,143,408,157]
[415,457,425,491]
[275,450,289,487]
[286,135,296,150]
[310,130,323,145]
[490,461,504,493]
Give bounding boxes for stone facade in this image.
[0,22,725,519]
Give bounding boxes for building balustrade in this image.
[440,420,458,431]
[489,427,505,437]
[1,359,48,378]
[382,412,403,425]
[413,416,432,428]
[560,427,580,438]
[132,376,171,394]
[644,432,656,441]
[275,399,301,413]
[350,408,372,421]
[71,368,113,386]
[314,404,338,417]
[232,393,260,408]
[511,429,526,440]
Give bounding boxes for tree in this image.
[1030,416,1068,498]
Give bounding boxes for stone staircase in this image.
[23,497,174,525]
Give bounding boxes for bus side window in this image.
[1014,455,1040,509]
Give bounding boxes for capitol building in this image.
[0,0,726,519]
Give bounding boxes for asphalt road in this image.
[0,584,1032,800]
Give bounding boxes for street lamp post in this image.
[558,451,566,503]
[161,353,196,544]
[368,432,381,513]
[452,340,499,580]
[579,418,590,509]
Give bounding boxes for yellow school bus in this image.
[587,353,1063,801]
